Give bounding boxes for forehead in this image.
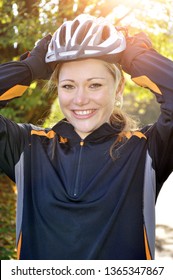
[59,59,114,80]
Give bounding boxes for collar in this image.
[52,119,120,144]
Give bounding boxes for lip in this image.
[72,109,97,119]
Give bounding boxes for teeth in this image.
[74,110,93,115]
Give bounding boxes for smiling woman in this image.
[0,13,173,260]
[51,59,123,139]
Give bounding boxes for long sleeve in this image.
[127,48,173,190]
[0,60,33,178]
[0,61,32,106]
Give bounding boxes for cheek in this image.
[58,92,71,108]
[102,91,115,109]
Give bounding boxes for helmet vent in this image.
[59,25,66,46]
[76,22,93,44]
[102,26,110,41]
[71,20,80,37]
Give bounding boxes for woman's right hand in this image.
[20,34,56,80]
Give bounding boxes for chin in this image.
[75,126,96,138]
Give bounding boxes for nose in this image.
[73,86,89,106]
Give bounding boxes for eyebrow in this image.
[59,77,106,83]
[88,77,106,81]
[59,79,74,83]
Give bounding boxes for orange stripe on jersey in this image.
[143,227,152,260]
[17,232,22,260]
[132,76,162,95]
[119,131,147,141]
[31,130,56,139]
[59,135,68,143]
[133,131,147,139]
[0,85,28,101]
[122,131,132,139]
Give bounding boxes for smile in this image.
[73,110,95,116]
[73,109,96,118]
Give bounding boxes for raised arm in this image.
[0,34,54,179]
[120,32,173,189]
[0,34,53,107]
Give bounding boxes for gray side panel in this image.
[143,151,156,259]
[15,152,24,245]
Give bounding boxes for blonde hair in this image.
[49,60,140,159]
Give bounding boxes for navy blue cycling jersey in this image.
[0,48,173,259]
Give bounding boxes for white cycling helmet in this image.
[45,14,126,63]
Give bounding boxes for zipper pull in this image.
[80,139,84,146]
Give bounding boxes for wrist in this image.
[21,55,51,80]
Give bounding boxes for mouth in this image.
[72,109,96,118]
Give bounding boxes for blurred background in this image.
[0,0,173,259]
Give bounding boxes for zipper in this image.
[73,139,84,197]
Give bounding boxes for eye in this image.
[89,83,102,89]
[61,84,75,90]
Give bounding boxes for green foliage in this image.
[0,175,17,260]
[0,81,56,124]
[123,84,160,126]
[43,98,64,128]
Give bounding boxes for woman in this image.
[0,14,173,260]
